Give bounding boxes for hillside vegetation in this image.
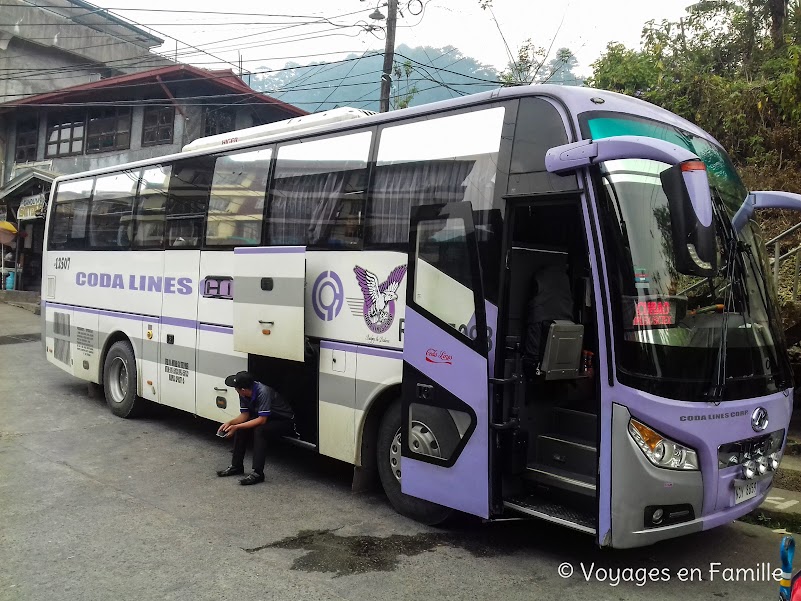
[589,1,801,315]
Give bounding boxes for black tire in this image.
[103,340,143,418]
[376,398,457,526]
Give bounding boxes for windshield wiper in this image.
[706,187,743,402]
[707,236,737,402]
[740,240,790,390]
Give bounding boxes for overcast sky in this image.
[92,0,694,77]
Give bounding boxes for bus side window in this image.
[205,147,272,247]
[88,170,138,250]
[133,164,171,249]
[48,178,93,251]
[166,157,215,249]
[268,130,371,249]
[366,107,505,250]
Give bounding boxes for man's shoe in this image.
[216,466,244,477]
[239,472,265,485]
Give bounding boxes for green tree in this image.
[588,1,801,187]
[391,60,419,110]
[542,48,584,85]
[498,38,547,84]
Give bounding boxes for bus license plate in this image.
[734,480,758,505]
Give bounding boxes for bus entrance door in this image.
[400,202,491,518]
[233,246,306,362]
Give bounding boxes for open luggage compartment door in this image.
[233,246,306,362]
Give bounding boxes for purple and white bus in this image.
[42,85,801,548]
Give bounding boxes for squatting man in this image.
[216,371,297,485]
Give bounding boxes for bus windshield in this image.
[584,113,789,401]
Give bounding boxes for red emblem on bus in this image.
[426,348,453,365]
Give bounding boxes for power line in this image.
[312,49,373,112]
[0,81,472,108]
[393,52,500,84]
[0,50,385,86]
[0,8,383,74]
[0,4,378,20]
[0,77,504,108]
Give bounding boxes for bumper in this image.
[609,403,781,549]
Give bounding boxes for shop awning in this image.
[0,220,17,246]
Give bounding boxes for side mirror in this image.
[660,161,717,277]
[733,190,801,232]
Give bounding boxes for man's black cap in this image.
[225,371,254,389]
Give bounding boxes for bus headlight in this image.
[628,418,700,470]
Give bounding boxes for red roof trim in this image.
[1,64,306,116]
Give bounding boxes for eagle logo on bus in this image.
[354,265,407,334]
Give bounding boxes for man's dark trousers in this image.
[231,418,295,475]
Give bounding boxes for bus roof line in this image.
[48,85,711,186]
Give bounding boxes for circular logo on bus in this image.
[751,407,769,432]
[312,271,344,321]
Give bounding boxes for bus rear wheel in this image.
[376,398,454,526]
[103,340,144,418]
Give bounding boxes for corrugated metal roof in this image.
[0,64,307,116]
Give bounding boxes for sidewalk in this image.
[0,300,40,336]
[0,290,40,315]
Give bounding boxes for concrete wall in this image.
[0,0,169,102]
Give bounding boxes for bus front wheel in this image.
[103,341,144,418]
[376,398,454,526]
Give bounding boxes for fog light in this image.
[769,452,780,471]
[652,508,664,525]
[743,460,757,479]
[644,504,695,529]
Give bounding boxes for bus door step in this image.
[523,463,596,497]
[504,496,596,535]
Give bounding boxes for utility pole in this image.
[379,0,398,113]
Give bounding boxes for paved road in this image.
[0,303,794,601]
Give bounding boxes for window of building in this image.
[15,119,38,163]
[133,164,172,249]
[46,111,85,158]
[88,170,138,249]
[142,106,175,147]
[86,107,132,154]
[268,131,372,248]
[205,147,272,247]
[203,106,236,137]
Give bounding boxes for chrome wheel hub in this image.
[389,421,442,483]
[108,357,128,404]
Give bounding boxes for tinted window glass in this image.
[205,147,271,247]
[166,157,215,248]
[510,97,569,173]
[269,131,371,248]
[89,170,138,249]
[49,178,93,250]
[133,165,171,249]
[414,217,475,332]
[368,108,504,247]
